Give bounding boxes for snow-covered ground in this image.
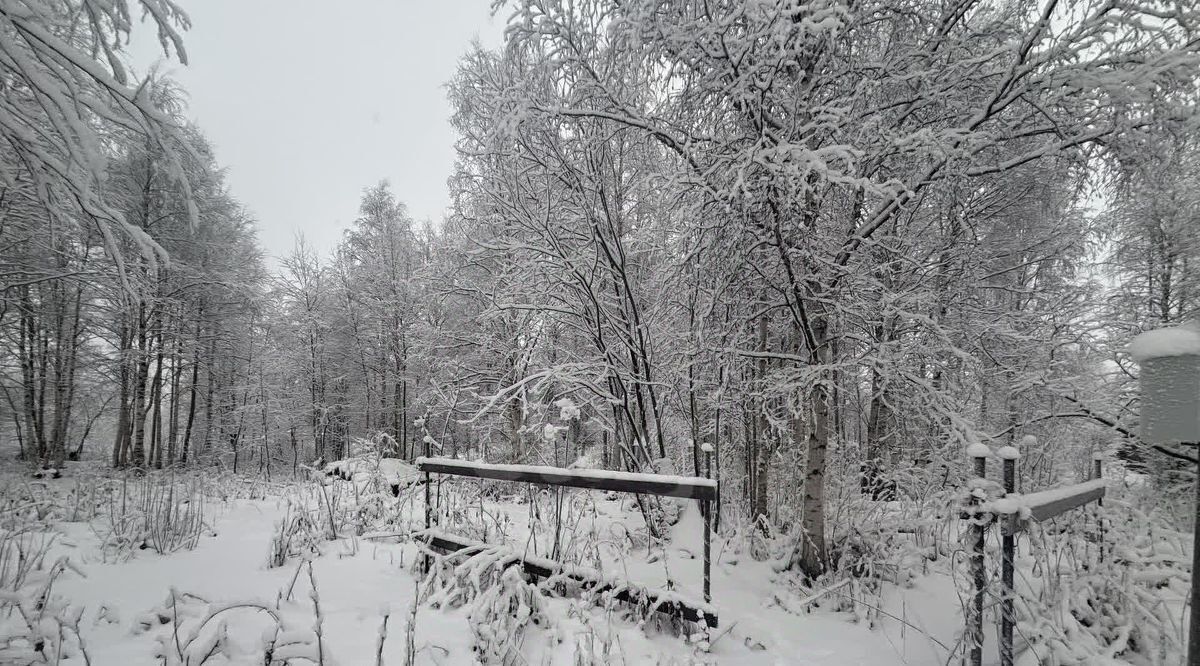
[0,461,974,665]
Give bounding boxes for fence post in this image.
[1191,446,1200,666]
[997,440,1021,666]
[967,443,989,666]
[1094,451,1105,559]
[422,421,431,574]
[703,444,712,605]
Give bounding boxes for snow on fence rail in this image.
[981,478,1109,532]
[1018,478,1106,524]
[414,457,718,501]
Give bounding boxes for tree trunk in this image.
[752,314,770,530]
[167,318,182,466]
[18,290,44,461]
[794,319,831,579]
[308,329,323,461]
[202,334,217,458]
[113,316,132,467]
[180,318,202,465]
[54,283,83,466]
[150,324,165,469]
[863,359,896,500]
[130,301,150,468]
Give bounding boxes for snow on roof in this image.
[1128,324,1200,362]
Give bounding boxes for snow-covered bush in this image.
[469,565,549,664]
[422,547,551,665]
[566,603,618,665]
[0,528,89,664]
[755,459,957,620]
[141,478,207,555]
[313,477,348,540]
[640,459,685,537]
[138,564,331,665]
[100,475,207,556]
[267,502,323,568]
[1013,495,1189,665]
[315,441,424,538]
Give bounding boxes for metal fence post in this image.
[967,444,989,666]
[1093,452,1105,565]
[704,446,713,605]
[1191,446,1200,666]
[998,440,1021,666]
[423,423,431,574]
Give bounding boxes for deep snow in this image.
[2,466,970,664]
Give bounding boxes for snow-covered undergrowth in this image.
[0,456,1189,665]
[1009,495,1189,665]
[752,457,1191,665]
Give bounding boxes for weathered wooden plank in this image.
[419,530,719,627]
[416,457,717,501]
[1024,480,1106,523]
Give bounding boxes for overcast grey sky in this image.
[131,1,504,266]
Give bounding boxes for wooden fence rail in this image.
[415,457,718,500]
[416,453,718,627]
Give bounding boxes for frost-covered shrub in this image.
[765,461,956,617]
[469,566,548,664]
[0,529,88,664]
[0,476,83,529]
[422,547,551,665]
[267,503,322,568]
[313,478,347,540]
[101,475,207,556]
[567,604,617,665]
[62,477,112,522]
[1014,495,1189,665]
[141,478,206,554]
[200,472,292,502]
[136,585,330,666]
[134,561,333,665]
[308,447,422,538]
[640,459,685,537]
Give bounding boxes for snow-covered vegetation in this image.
[2,0,1199,663]
[0,451,1191,663]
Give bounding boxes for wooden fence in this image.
[416,454,719,628]
[966,441,1106,666]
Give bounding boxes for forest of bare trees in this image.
[1,1,1199,662]
[3,0,1199,567]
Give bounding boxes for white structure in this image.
[1129,322,1200,443]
